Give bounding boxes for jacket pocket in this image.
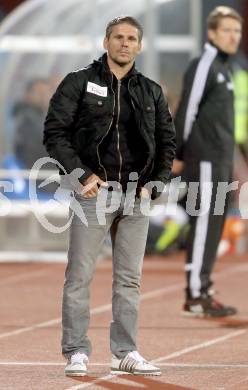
[143,102,156,130]
[82,96,107,118]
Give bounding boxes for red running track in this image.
[0,251,248,389]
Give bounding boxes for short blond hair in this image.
[207,6,243,30]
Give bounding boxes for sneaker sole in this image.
[65,371,87,377]
[181,310,237,318]
[110,369,161,376]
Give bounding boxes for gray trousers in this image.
[62,189,149,359]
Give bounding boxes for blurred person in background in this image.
[13,78,52,169]
[174,6,242,317]
[44,16,175,376]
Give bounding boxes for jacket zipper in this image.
[116,79,122,185]
[96,74,115,182]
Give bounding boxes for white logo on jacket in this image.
[217,73,234,90]
[226,81,234,90]
[87,82,108,97]
[217,72,225,83]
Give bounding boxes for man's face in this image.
[208,17,242,54]
[103,23,141,66]
[27,81,51,111]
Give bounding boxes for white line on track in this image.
[1,259,246,340]
[0,361,65,366]
[151,329,247,363]
[0,282,183,340]
[66,375,115,390]
[65,329,247,390]
[0,362,110,366]
[1,261,247,389]
[159,363,248,368]
[0,269,49,286]
[1,361,248,369]
[0,317,61,340]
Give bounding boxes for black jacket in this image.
[43,53,176,192]
[96,58,148,190]
[175,42,235,165]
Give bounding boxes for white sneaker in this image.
[110,351,161,376]
[65,352,88,376]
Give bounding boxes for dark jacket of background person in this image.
[43,53,176,195]
[13,78,51,169]
[175,42,235,166]
[13,101,47,169]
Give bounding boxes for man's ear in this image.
[103,37,108,51]
[207,29,215,42]
[137,42,142,54]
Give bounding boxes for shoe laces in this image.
[71,352,88,364]
[128,351,147,363]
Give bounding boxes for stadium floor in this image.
[0,251,248,389]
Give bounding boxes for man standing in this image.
[44,16,175,376]
[174,7,242,317]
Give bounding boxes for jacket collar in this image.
[94,52,139,83]
[206,41,230,62]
